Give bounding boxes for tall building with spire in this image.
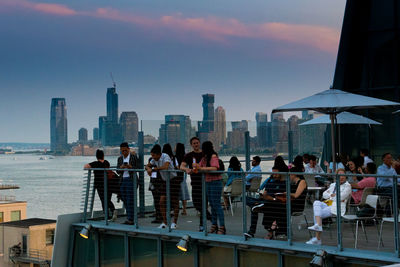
[50,98,68,154]
[201,94,215,133]
[214,106,226,146]
[107,87,118,123]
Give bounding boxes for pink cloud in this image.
[1,0,340,53]
[33,3,77,16]
[0,0,76,16]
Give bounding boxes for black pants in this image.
[151,178,163,220]
[192,182,211,227]
[97,187,115,215]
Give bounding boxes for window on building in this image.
[10,210,21,221]
[0,212,3,223]
[46,229,55,245]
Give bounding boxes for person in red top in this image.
[194,141,226,235]
[351,162,377,204]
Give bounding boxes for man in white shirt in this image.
[360,149,373,168]
[305,155,324,174]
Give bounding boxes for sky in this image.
[0,0,347,142]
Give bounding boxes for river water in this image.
[0,154,274,219]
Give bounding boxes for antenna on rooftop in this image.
[110,72,116,88]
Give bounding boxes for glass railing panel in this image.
[99,233,125,267]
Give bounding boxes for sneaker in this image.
[251,203,265,213]
[110,210,118,222]
[171,223,177,229]
[244,232,254,239]
[199,226,204,232]
[158,223,167,229]
[306,237,321,245]
[307,224,323,232]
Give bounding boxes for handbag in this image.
[323,199,333,206]
[107,170,118,180]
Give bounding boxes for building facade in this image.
[50,98,68,154]
[120,112,139,143]
[256,112,268,147]
[78,128,88,142]
[214,106,227,147]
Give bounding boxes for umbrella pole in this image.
[338,124,341,155]
[330,113,336,173]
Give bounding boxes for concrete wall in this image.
[0,202,27,222]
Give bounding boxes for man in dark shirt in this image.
[244,167,286,238]
[180,137,211,231]
[84,149,117,221]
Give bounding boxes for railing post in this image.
[167,171,171,232]
[133,168,138,228]
[89,173,96,217]
[242,171,247,240]
[138,131,145,217]
[82,170,92,223]
[245,131,251,172]
[286,172,292,246]
[202,173,207,236]
[336,172,342,251]
[104,169,109,225]
[393,175,399,256]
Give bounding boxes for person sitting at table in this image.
[306,169,352,245]
[351,162,376,204]
[244,166,286,238]
[305,155,325,186]
[223,156,244,208]
[255,166,308,240]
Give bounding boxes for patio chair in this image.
[247,177,262,197]
[342,195,380,248]
[378,215,400,249]
[291,197,312,238]
[224,179,243,216]
[349,187,375,213]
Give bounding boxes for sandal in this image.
[217,226,226,235]
[265,222,278,239]
[209,224,218,234]
[264,231,274,240]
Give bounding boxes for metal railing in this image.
[81,167,400,257]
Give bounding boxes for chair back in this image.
[360,187,374,205]
[231,179,243,197]
[365,195,379,209]
[248,177,262,192]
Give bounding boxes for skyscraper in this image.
[159,115,192,147]
[227,120,248,151]
[120,112,139,143]
[50,98,68,153]
[214,106,226,146]
[256,112,268,147]
[78,128,88,142]
[98,116,107,144]
[93,128,99,141]
[107,87,118,123]
[201,94,215,132]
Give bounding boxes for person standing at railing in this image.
[376,153,399,216]
[194,141,226,234]
[161,143,182,229]
[245,156,262,190]
[180,137,211,231]
[84,149,118,222]
[146,144,177,229]
[306,169,351,245]
[175,143,190,216]
[117,142,139,225]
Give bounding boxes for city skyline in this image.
[0,0,346,142]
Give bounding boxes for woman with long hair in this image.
[223,156,243,208]
[194,141,226,234]
[175,143,190,215]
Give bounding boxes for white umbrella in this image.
[299,111,382,126]
[272,89,400,171]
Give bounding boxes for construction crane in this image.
[110,72,116,88]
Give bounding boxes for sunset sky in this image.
[0,0,346,142]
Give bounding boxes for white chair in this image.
[342,195,379,248]
[378,215,400,249]
[224,179,243,216]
